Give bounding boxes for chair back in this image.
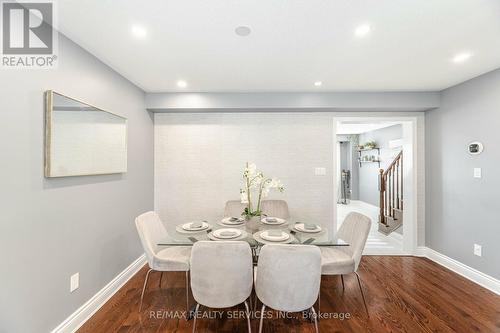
[261,200,290,219]
[337,212,371,270]
[190,241,253,308]
[224,200,247,217]
[135,211,167,268]
[256,244,321,312]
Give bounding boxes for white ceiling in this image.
[58,0,500,93]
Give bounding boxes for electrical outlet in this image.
[473,244,482,257]
[473,168,482,178]
[70,273,79,292]
[315,167,326,176]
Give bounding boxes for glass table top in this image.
[158,217,348,247]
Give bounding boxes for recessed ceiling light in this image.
[314,81,323,87]
[131,25,147,38]
[452,52,472,63]
[235,26,251,37]
[177,80,187,88]
[355,24,371,37]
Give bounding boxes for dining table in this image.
[157,216,349,320]
[158,216,349,261]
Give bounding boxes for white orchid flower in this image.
[240,189,249,204]
[244,162,257,178]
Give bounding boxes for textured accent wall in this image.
[154,113,335,234]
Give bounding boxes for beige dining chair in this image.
[135,211,191,313]
[320,212,371,316]
[260,200,290,219]
[224,200,247,217]
[255,244,321,333]
[190,241,253,333]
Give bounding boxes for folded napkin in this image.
[190,221,203,228]
[220,231,236,237]
[266,217,278,222]
[304,223,317,230]
[267,230,283,237]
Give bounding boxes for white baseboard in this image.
[51,254,147,333]
[415,246,500,295]
[387,230,403,243]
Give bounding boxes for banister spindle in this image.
[396,160,400,210]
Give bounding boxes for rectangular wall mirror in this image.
[44,91,127,177]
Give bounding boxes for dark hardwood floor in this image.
[77,256,500,333]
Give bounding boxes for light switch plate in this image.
[474,244,482,257]
[473,168,482,178]
[315,167,326,176]
[70,273,79,292]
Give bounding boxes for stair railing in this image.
[379,151,403,225]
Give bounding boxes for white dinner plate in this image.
[212,228,242,239]
[293,223,322,233]
[181,221,210,231]
[260,230,290,242]
[261,217,287,225]
[220,217,245,225]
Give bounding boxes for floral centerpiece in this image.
[240,162,284,220]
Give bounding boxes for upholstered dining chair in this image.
[255,244,321,333]
[135,211,191,313]
[260,200,290,219]
[224,200,247,217]
[320,211,371,316]
[190,241,253,333]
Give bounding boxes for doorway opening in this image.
[335,118,415,255]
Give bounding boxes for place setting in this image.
[290,222,323,234]
[260,216,288,227]
[175,220,212,234]
[253,229,295,244]
[218,216,246,227]
[208,228,248,241]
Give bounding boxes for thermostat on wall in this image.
[468,142,484,155]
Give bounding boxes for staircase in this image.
[378,151,403,235]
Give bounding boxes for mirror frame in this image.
[44,90,128,177]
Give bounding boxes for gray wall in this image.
[426,68,500,279]
[154,113,334,234]
[0,35,153,333]
[358,125,403,206]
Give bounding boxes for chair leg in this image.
[139,269,153,312]
[354,272,369,317]
[159,272,164,288]
[310,306,319,333]
[244,301,252,333]
[341,274,345,292]
[185,271,190,316]
[192,303,200,333]
[258,305,266,333]
[317,287,321,315]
